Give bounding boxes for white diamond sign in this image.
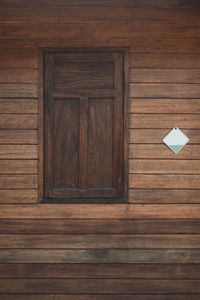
[163,127,190,154]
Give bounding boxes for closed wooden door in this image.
[43,49,127,202]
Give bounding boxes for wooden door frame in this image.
[38,47,130,203]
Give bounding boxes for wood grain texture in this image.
[129,174,200,189]
[0,175,37,189]
[0,114,40,129]
[1,7,200,23]
[0,69,38,83]
[1,0,200,8]
[2,23,200,40]
[130,84,200,98]
[0,278,200,293]
[1,295,200,300]
[0,145,38,159]
[1,38,200,53]
[0,190,38,203]
[129,189,200,204]
[0,54,38,68]
[1,1,200,296]
[130,69,200,83]
[0,234,200,249]
[0,84,38,98]
[0,204,200,219]
[130,129,200,143]
[0,130,38,144]
[129,144,200,159]
[1,219,200,234]
[130,54,200,68]
[129,160,200,174]
[130,114,200,129]
[1,263,200,279]
[0,99,38,113]
[0,249,200,263]
[129,38,200,53]
[130,99,200,113]
[0,160,37,174]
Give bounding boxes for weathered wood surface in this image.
[0,249,200,263]
[1,278,200,293]
[1,0,200,297]
[130,54,200,68]
[130,84,200,98]
[1,0,200,8]
[130,129,200,143]
[0,69,38,83]
[129,160,200,174]
[0,145,38,159]
[129,144,200,159]
[130,69,200,83]
[1,219,200,234]
[0,99,38,113]
[129,189,200,204]
[130,114,200,128]
[0,175,37,189]
[0,130,38,144]
[0,190,38,203]
[0,160,37,174]
[0,234,200,249]
[1,295,200,300]
[0,114,38,129]
[0,204,200,219]
[1,263,200,279]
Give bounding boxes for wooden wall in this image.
[0,0,200,298]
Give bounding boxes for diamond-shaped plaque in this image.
[163,127,190,154]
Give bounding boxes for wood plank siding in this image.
[0,0,200,298]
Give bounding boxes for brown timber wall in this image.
[0,0,200,298]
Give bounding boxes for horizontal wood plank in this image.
[130,69,200,83]
[1,0,200,8]
[0,190,38,203]
[0,99,38,113]
[0,69,38,83]
[130,54,200,68]
[129,174,200,189]
[0,249,200,263]
[129,144,200,159]
[1,263,200,279]
[0,234,200,249]
[0,84,38,98]
[1,278,200,294]
[0,175,37,189]
[0,115,38,129]
[1,219,200,234]
[0,130,38,144]
[0,54,38,68]
[129,159,200,174]
[1,8,200,23]
[0,145,38,159]
[0,294,200,300]
[1,38,200,54]
[0,204,200,219]
[130,114,200,129]
[0,160,37,174]
[1,23,200,39]
[130,129,200,143]
[130,99,200,114]
[129,189,200,204]
[130,84,200,98]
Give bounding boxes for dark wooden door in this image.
[44,50,126,201]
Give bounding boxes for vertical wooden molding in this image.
[124,48,130,203]
[38,49,44,202]
[78,97,89,193]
